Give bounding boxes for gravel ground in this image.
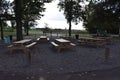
[0,38,120,79]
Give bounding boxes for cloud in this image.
[36,0,84,30]
[47,13,65,21]
[42,1,65,21]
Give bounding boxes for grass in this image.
[1,29,120,41]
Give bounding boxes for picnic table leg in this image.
[57,48,61,52]
[105,47,110,62]
[24,49,31,64]
[9,48,13,54]
[27,50,31,63]
[27,50,31,64]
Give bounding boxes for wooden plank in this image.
[70,43,76,46]
[25,42,37,48]
[51,42,59,47]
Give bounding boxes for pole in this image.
[105,47,110,62]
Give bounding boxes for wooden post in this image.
[27,50,31,64]
[24,49,31,64]
[105,47,110,62]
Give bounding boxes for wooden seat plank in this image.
[51,42,59,47]
[25,42,37,48]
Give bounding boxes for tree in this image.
[82,0,96,33]
[22,0,43,36]
[42,23,51,35]
[15,0,23,40]
[0,0,11,40]
[58,0,83,36]
[102,0,120,35]
[82,0,120,34]
[21,0,53,36]
[11,0,53,40]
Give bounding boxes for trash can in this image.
[4,36,10,44]
[9,35,12,40]
[75,34,79,39]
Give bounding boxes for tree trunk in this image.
[26,26,29,36]
[0,19,4,40]
[68,21,72,37]
[10,20,15,32]
[26,21,29,36]
[15,0,23,40]
[24,20,29,36]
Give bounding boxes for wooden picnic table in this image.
[51,38,75,52]
[80,37,105,42]
[55,38,70,44]
[37,36,49,42]
[78,37,106,47]
[40,36,47,38]
[9,39,32,52]
[8,39,36,63]
[95,37,112,44]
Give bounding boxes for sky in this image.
[36,0,84,30]
[8,0,84,30]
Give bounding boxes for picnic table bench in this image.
[51,42,59,47]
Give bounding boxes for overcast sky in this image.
[9,0,84,30]
[36,0,84,30]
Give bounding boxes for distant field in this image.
[1,29,120,41]
[1,29,91,38]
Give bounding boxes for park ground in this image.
[0,36,120,80]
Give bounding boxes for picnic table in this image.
[8,39,37,63]
[95,37,112,44]
[37,36,49,42]
[55,38,70,44]
[78,37,106,47]
[8,39,36,54]
[51,38,76,52]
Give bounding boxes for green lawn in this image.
[1,29,120,41]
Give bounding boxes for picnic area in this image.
[1,0,120,79]
[0,35,120,75]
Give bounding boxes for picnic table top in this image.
[55,38,70,43]
[13,39,32,44]
[40,36,47,38]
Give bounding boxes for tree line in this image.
[82,0,120,35]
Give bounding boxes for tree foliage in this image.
[1,0,53,40]
[58,0,83,36]
[10,0,53,38]
[82,0,120,34]
[0,0,12,40]
[17,0,53,35]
